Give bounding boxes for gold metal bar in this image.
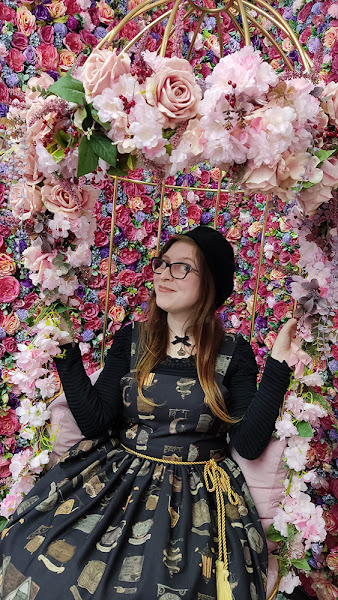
[124,9,173,53]
[226,8,245,39]
[234,0,251,45]
[213,170,223,228]
[249,196,269,343]
[216,12,224,58]
[160,0,183,57]
[113,175,221,194]
[186,11,205,60]
[97,0,165,48]
[100,176,119,367]
[245,11,293,71]
[156,183,166,254]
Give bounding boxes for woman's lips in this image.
[158,285,175,293]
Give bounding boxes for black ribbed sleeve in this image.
[54,326,291,457]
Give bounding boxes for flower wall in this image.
[0,0,338,597]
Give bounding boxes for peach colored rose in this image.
[321,157,338,188]
[276,152,322,202]
[109,305,125,323]
[163,197,172,216]
[46,1,67,18]
[25,73,55,106]
[282,38,294,52]
[264,331,277,350]
[41,183,99,218]
[269,268,285,280]
[146,57,202,128]
[298,183,332,216]
[36,43,59,70]
[205,34,220,58]
[226,225,242,242]
[25,148,44,185]
[10,183,43,221]
[0,254,16,278]
[97,0,114,23]
[59,50,76,72]
[128,196,144,212]
[248,222,263,238]
[99,258,116,276]
[322,81,338,127]
[82,48,131,99]
[171,192,183,209]
[210,167,220,182]
[242,164,277,194]
[16,6,36,36]
[3,312,20,335]
[323,27,338,48]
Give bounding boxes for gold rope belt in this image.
[121,443,239,600]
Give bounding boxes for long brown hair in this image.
[135,235,237,424]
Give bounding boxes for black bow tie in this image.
[172,335,191,347]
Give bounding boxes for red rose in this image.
[143,220,154,234]
[187,205,203,222]
[36,43,59,70]
[115,205,131,227]
[118,269,137,286]
[83,302,99,320]
[170,212,180,226]
[290,249,300,266]
[0,409,19,435]
[95,230,109,247]
[80,30,98,47]
[320,415,335,430]
[120,21,140,40]
[141,195,154,212]
[40,25,54,44]
[84,316,102,331]
[100,217,112,234]
[0,456,11,479]
[332,345,338,360]
[200,171,211,185]
[119,248,140,265]
[313,440,332,462]
[0,224,10,237]
[23,291,38,309]
[268,46,281,60]
[330,479,338,500]
[88,6,99,27]
[64,0,81,15]
[11,32,28,51]
[298,2,314,23]
[65,32,83,53]
[4,436,17,453]
[0,182,7,203]
[2,337,17,353]
[7,48,25,72]
[141,265,153,281]
[0,276,20,303]
[273,301,289,320]
[0,3,16,22]
[135,286,149,303]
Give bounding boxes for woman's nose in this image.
[160,265,173,280]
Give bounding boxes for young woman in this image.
[1,226,295,600]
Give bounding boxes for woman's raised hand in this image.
[270,318,299,365]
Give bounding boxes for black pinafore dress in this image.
[0,327,268,600]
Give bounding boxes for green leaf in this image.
[291,559,311,571]
[266,524,284,543]
[77,135,98,177]
[296,421,313,437]
[48,72,85,105]
[50,147,65,163]
[314,148,336,165]
[107,166,129,177]
[0,516,8,533]
[55,305,68,314]
[89,132,117,166]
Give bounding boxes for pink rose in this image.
[40,25,54,44]
[36,43,59,70]
[322,81,338,126]
[242,164,277,194]
[4,436,17,453]
[0,276,20,303]
[119,247,140,265]
[118,269,136,286]
[3,336,18,353]
[10,182,43,220]
[0,456,11,479]
[25,73,55,105]
[321,157,338,187]
[7,48,25,72]
[145,57,202,128]
[0,182,6,205]
[23,291,39,309]
[11,32,28,51]
[82,48,131,99]
[115,205,131,227]
[0,3,16,22]
[83,302,99,320]
[273,301,290,320]
[0,409,20,435]
[94,230,108,247]
[65,31,83,53]
[41,183,99,218]
[80,30,98,48]
[187,204,203,223]
[0,82,9,103]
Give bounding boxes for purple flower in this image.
[135,210,146,223]
[311,2,322,15]
[67,16,79,30]
[16,309,28,321]
[255,316,267,329]
[33,4,51,20]
[0,103,8,117]
[201,212,212,224]
[46,70,59,81]
[6,73,19,87]
[94,26,108,38]
[282,233,291,244]
[75,285,85,298]
[82,329,95,342]
[21,276,33,289]
[114,232,126,245]
[329,429,338,441]
[308,37,321,54]
[258,346,268,357]
[289,50,299,62]
[179,217,189,227]
[100,246,109,259]
[8,393,20,409]
[0,327,6,340]
[24,45,36,64]
[54,22,67,36]
[160,230,170,243]
[328,360,338,374]
[223,212,231,222]
[283,7,293,19]
[185,174,195,186]
[19,238,27,252]
[176,174,184,186]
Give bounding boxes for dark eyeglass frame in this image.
[151,257,199,280]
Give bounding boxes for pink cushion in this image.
[47,368,102,468]
[230,437,287,598]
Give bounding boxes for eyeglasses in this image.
[151,257,199,280]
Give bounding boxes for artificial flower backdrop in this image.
[0,0,338,598]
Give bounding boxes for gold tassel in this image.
[216,560,233,600]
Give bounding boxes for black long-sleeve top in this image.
[54,325,291,460]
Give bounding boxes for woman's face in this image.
[153,241,201,318]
